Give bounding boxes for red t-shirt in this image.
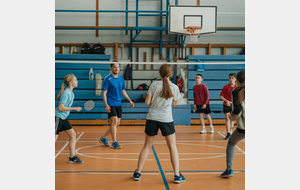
[220,83,237,106]
[193,83,209,105]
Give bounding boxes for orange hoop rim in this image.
[187,26,203,34]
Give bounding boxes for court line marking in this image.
[55,171,159,175]
[165,170,245,175]
[217,132,245,154]
[56,140,240,142]
[68,130,233,133]
[73,142,243,161]
[152,145,170,190]
[220,131,245,142]
[165,170,245,173]
[56,152,245,155]
[75,145,154,161]
[55,132,84,159]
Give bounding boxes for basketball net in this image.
[187,26,202,42]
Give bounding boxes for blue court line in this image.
[165,170,245,173]
[152,145,170,190]
[56,171,158,173]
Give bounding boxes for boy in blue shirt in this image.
[99,61,134,149]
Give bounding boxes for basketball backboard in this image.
[169,5,217,35]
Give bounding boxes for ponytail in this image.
[56,82,66,101]
[56,74,74,101]
[159,64,174,100]
[234,71,245,105]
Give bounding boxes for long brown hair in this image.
[56,74,74,101]
[159,64,174,99]
[234,71,245,105]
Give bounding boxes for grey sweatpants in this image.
[226,129,245,170]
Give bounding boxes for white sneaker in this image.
[209,126,214,133]
[200,128,206,134]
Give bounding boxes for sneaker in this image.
[99,137,110,146]
[220,169,233,178]
[200,128,206,134]
[225,133,231,140]
[68,156,84,163]
[174,172,186,183]
[111,141,122,149]
[209,126,214,133]
[133,170,141,181]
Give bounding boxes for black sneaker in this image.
[133,170,141,181]
[225,133,231,140]
[68,156,84,163]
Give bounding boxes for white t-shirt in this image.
[146,81,181,122]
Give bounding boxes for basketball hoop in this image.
[187,26,202,42]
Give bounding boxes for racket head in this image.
[84,100,95,111]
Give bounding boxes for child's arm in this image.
[145,94,151,105]
[220,96,232,107]
[58,103,81,112]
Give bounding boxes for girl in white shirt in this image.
[133,64,185,183]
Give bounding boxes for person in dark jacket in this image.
[221,70,245,178]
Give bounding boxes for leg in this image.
[205,113,213,126]
[199,113,207,133]
[224,112,231,133]
[198,113,205,127]
[64,128,77,157]
[110,116,118,143]
[102,119,111,138]
[226,130,245,170]
[230,121,235,134]
[136,134,155,173]
[165,133,180,176]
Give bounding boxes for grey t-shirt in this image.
[146,81,181,122]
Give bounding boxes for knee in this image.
[111,118,118,126]
[69,132,76,140]
[227,140,236,147]
[167,142,177,151]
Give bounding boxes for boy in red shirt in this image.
[220,73,237,139]
[193,74,214,133]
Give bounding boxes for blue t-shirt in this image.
[102,74,126,107]
[55,89,74,120]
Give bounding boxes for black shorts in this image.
[145,120,175,136]
[55,117,72,135]
[223,105,232,113]
[108,106,122,119]
[196,104,211,114]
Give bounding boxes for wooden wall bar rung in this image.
[208,43,212,55]
[115,42,118,59]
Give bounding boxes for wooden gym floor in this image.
[55,124,245,190]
